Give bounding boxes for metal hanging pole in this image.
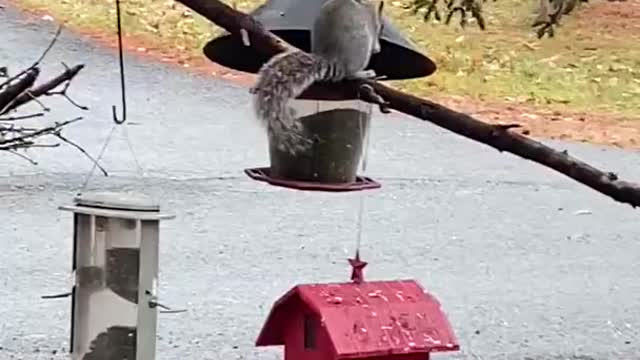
[112,0,127,124]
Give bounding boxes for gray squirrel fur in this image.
[250,0,385,155]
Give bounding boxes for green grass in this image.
[16,0,640,117]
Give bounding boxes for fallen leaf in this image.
[521,113,539,120]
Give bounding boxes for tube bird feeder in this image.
[58,191,175,360]
[203,0,437,192]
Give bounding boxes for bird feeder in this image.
[255,254,460,360]
[204,0,437,192]
[57,191,175,360]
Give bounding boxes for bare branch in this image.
[0,68,40,113]
[3,64,86,113]
[6,150,38,165]
[0,112,45,121]
[361,82,640,207]
[0,116,82,144]
[0,117,83,152]
[0,26,100,169]
[0,25,62,90]
[54,133,109,176]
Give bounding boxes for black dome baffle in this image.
[203,0,436,80]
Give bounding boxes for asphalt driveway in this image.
[1,5,639,360]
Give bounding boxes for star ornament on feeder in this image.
[55,191,175,360]
[348,251,367,284]
[204,0,436,192]
[255,255,460,360]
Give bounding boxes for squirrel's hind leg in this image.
[272,107,314,155]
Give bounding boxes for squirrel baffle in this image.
[203,0,437,81]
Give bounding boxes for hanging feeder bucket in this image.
[245,87,381,191]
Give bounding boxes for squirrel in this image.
[250,0,385,155]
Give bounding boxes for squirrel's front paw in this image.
[349,70,377,80]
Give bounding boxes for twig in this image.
[0,117,82,148]
[3,64,86,113]
[19,90,51,112]
[25,143,61,148]
[0,27,95,168]
[0,25,62,90]
[6,150,38,164]
[0,142,61,151]
[0,112,45,121]
[1,125,39,133]
[175,0,640,208]
[54,133,109,176]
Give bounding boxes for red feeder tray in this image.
[244,167,381,192]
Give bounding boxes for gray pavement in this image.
[1,5,640,360]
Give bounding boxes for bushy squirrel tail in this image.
[251,50,340,155]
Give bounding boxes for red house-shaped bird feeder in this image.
[256,256,460,360]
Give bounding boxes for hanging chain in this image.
[77,0,146,195]
[354,96,373,256]
[78,125,117,195]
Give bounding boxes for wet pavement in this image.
[2,5,640,360]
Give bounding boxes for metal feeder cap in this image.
[74,191,160,212]
[203,0,436,80]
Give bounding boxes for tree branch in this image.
[366,84,640,206]
[174,0,640,208]
[0,25,62,90]
[176,0,291,57]
[0,112,45,122]
[2,64,86,113]
[0,117,83,150]
[1,26,104,175]
[0,68,39,112]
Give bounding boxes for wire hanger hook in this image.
[112,0,127,124]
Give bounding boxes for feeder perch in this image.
[203,0,436,192]
[58,191,175,360]
[255,256,460,360]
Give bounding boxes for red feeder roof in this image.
[256,279,460,358]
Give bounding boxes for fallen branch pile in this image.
[176,0,640,208]
[0,26,104,172]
